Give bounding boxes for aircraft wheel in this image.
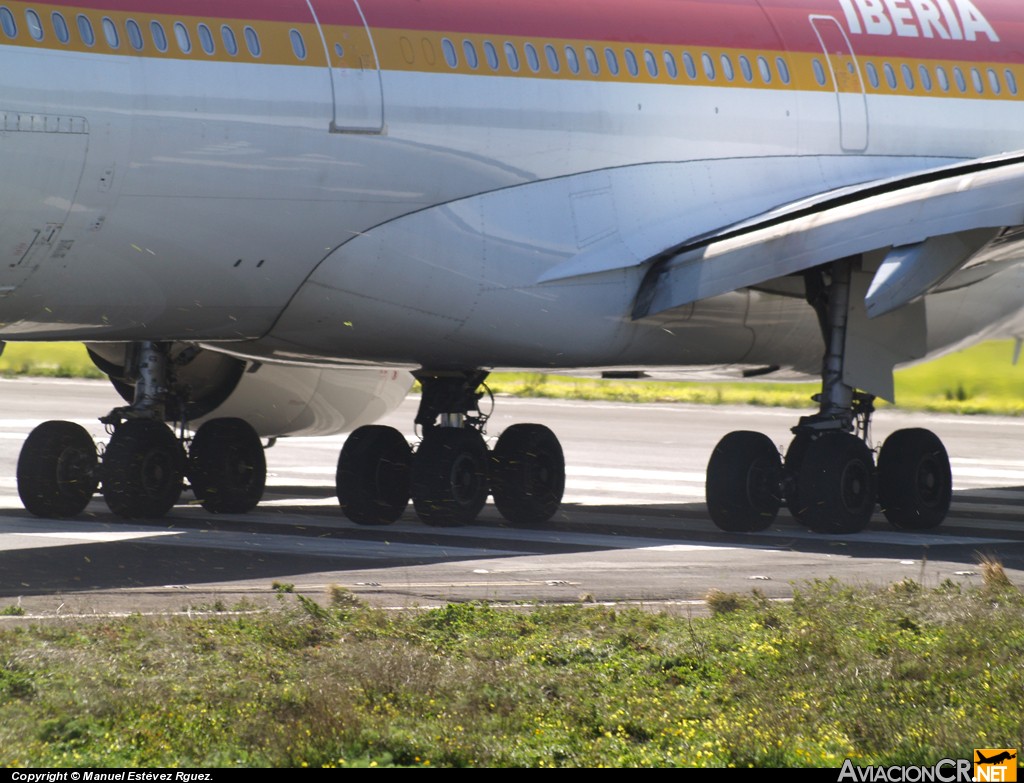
[17,421,99,518]
[878,428,951,530]
[491,424,565,526]
[706,431,781,532]
[102,420,185,519]
[188,418,266,514]
[791,432,876,535]
[411,428,489,527]
[336,425,412,525]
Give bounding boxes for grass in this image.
[2,340,1023,414]
[0,575,1021,768]
[487,340,1024,415]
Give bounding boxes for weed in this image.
[329,585,365,608]
[0,605,25,617]
[272,581,295,594]
[977,554,1017,593]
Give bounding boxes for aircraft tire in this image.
[17,420,98,518]
[188,418,266,514]
[791,432,876,535]
[877,428,951,530]
[102,420,185,519]
[336,425,411,525]
[411,427,489,527]
[491,424,565,526]
[706,430,781,532]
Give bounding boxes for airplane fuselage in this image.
[1,0,1024,375]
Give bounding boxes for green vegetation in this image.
[489,340,1024,415]
[0,342,102,379]
[3,340,1023,414]
[1,575,1022,768]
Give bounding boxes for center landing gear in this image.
[16,341,267,519]
[335,370,565,527]
[706,259,952,535]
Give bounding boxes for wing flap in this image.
[632,155,1024,320]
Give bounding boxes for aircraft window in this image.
[525,42,540,72]
[757,55,771,83]
[901,63,914,90]
[644,49,658,78]
[663,51,677,79]
[77,14,95,47]
[953,66,966,93]
[988,68,1000,95]
[883,62,897,89]
[463,40,479,69]
[918,64,932,91]
[102,16,118,48]
[150,20,166,52]
[604,47,619,76]
[334,42,343,59]
[503,42,519,71]
[420,38,434,65]
[739,55,753,82]
[199,23,216,55]
[173,22,190,54]
[720,54,734,81]
[584,46,599,74]
[812,58,826,86]
[682,51,697,79]
[865,62,879,89]
[971,67,984,94]
[624,48,638,77]
[25,9,42,41]
[441,38,457,68]
[483,40,499,70]
[936,65,950,92]
[701,52,715,80]
[52,12,69,43]
[0,7,15,39]
[243,25,260,57]
[221,24,237,55]
[565,46,579,75]
[1005,69,1017,96]
[776,57,791,84]
[544,43,559,73]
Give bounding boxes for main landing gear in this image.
[336,371,566,527]
[706,260,952,535]
[17,341,267,519]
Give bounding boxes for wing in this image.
[629,152,1024,321]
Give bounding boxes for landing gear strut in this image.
[16,341,267,519]
[706,259,952,535]
[334,370,565,527]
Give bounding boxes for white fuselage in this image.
[2,0,1024,376]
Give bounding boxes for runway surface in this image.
[0,377,1022,618]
